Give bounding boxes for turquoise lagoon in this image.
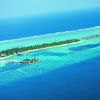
[0,26,100,85]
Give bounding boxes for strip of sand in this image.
[0,40,83,61]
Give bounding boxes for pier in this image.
[0,58,39,64]
[0,60,19,63]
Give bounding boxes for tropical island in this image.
[0,39,80,58]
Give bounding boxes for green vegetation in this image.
[0,39,80,57]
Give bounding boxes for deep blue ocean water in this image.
[0,8,100,100]
[0,8,100,41]
[0,56,100,100]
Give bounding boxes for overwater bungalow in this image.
[19,58,39,64]
[16,52,25,56]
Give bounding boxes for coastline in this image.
[0,32,100,61]
[0,40,83,61]
[0,26,100,52]
[0,26,100,61]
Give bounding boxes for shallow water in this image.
[0,33,100,100]
[0,27,100,85]
[0,26,100,51]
